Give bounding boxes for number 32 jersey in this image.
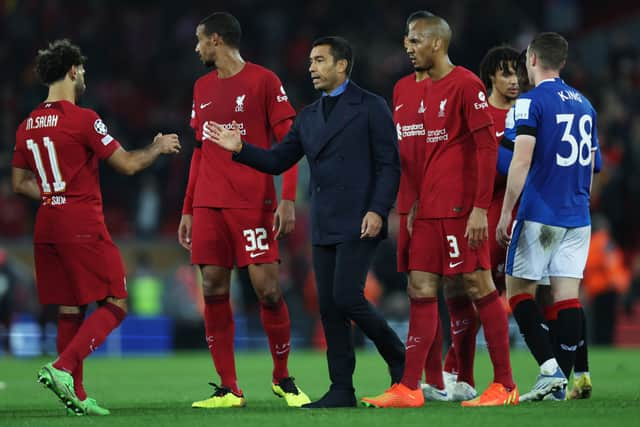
[12,100,121,243]
[514,78,599,228]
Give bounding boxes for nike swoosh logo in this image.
[200,102,212,109]
[406,344,417,350]
[452,328,467,335]
[395,104,404,111]
[275,349,289,355]
[449,261,464,268]
[496,131,504,137]
[249,251,266,258]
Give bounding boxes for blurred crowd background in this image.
[1,0,640,356]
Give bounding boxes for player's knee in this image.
[104,297,128,314]
[407,278,437,299]
[201,272,230,296]
[256,285,282,307]
[58,305,83,315]
[462,271,494,300]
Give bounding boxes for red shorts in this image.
[408,217,490,275]
[397,213,410,272]
[192,207,279,268]
[34,238,127,306]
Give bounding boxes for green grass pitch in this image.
[1,349,639,426]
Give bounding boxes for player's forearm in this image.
[502,159,529,215]
[281,163,298,201]
[11,168,40,200]
[116,144,163,176]
[14,179,41,200]
[182,148,201,214]
[473,126,497,209]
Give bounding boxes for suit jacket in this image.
[234,81,400,245]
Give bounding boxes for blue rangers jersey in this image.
[513,78,599,227]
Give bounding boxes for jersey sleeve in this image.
[514,94,541,136]
[461,77,493,132]
[264,71,296,128]
[11,130,30,169]
[82,110,121,159]
[190,84,203,146]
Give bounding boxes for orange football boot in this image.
[361,383,425,408]
[461,382,519,407]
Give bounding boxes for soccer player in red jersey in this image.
[11,39,180,415]
[177,12,309,408]
[479,46,520,292]
[362,13,518,408]
[394,11,473,402]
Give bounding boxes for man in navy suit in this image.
[206,36,405,408]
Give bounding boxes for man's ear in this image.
[336,58,348,74]
[68,65,78,81]
[433,38,442,52]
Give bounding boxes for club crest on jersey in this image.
[438,99,447,117]
[93,119,108,135]
[277,86,289,103]
[235,94,246,112]
[418,100,426,114]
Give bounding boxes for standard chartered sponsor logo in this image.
[399,123,426,139]
[426,128,448,143]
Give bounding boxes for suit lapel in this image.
[308,82,362,159]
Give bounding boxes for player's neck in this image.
[414,71,428,82]
[534,70,559,86]
[45,83,76,104]
[215,49,246,79]
[489,92,514,110]
[427,56,454,81]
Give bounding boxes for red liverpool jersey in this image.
[393,74,431,214]
[12,101,121,242]
[189,62,296,210]
[417,66,496,219]
[487,104,510,197]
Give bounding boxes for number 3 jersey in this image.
[12,100,121,243]
[514,77,599,227]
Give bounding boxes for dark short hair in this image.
[516,49,531,91]
[405,10,434,34]
[529,32,568,71]
[479,45,520,90]
[34,39,86,86]
[312,36,353,76]
[199,12,242,48]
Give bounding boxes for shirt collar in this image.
[322,79,349,97]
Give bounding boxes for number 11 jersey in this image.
[514,78,599,227]
[12,100,121,243]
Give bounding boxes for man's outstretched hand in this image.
[203,121,243,153]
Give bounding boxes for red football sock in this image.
[54,303,125,374]
[424,316,445,389]
[443,346,458,375]
[204,295,240,395]
[57,312,87,400]
[260,298,291,382]
[401,297,438,390]
[446,295,478,386]
[475,290,515,390]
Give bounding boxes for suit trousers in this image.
[312,238,405,391]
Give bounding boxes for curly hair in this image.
[34,39,86,86]
[479,45,519,91]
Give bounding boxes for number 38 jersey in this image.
[12,100,121,243]
[514,77,599,228]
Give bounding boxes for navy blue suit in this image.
[234,81,405,398]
